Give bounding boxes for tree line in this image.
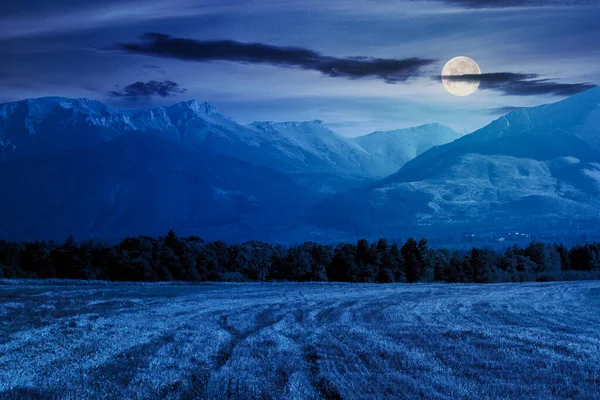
[1,231,599,283]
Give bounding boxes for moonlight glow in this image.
[442,56,481,97]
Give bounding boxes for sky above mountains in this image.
[1,0,599,136]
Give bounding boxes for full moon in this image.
[442,56,481,97]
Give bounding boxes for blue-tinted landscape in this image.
[2,0,600,398]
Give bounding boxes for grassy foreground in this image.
[1,281,600,399]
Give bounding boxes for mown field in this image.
[1,281,600,399]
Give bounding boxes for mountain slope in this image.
[311,87,600,236]
[248,120,372,174]
[0,134,311,242]
[354,123,462,176]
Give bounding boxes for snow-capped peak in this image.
[169,99,218,115]
[26,97,105,111]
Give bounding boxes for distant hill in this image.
[354,123,463,176]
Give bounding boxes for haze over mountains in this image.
[1,89,599,243]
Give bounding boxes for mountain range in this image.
[312,87,600,239]
[0,98,461,194]
[1,89,599,243]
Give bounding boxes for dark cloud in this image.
[436,0,597,8]
[487,106,527,114]
[118,33,436,83]
[441,72,595,96]
[109,80,187,100]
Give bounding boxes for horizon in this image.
[1,94,479,137]
[3,85,598,137]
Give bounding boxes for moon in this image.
[442,56,481,97]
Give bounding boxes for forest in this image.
[1,231,600,283]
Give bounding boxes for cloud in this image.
[435,0,597,8]
[118,33,436,84]
[441,72,595,96]
[109,80,187,100]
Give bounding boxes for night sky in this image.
[1,0,599,136]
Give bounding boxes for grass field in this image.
[1,281,600,399]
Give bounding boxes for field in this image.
[1,281,600,399]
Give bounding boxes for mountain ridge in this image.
[0,96,461,191]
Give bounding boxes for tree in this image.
[569,243,600,271]
[556,243,570,271]
[50,236,83,279]
[77,240,98,280]
[401,238,432,283]
[288,246,312,281]
[390,243,405,282]
[433,249,451,282]
[3,232,598,285]
[231,241,269,281]
[355,260,375,283]
[418,239,435,282]
[356,239,376,267]
[443,251,467,283]
[503,250,537,282]
[468,248,489,283]
[525,241,561,274]
[328,244,358,282]
[267,245,290,281]
[312,263,328,282]
[164,230,181,251]
[376,268,395,283]
[21,241,54,278]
